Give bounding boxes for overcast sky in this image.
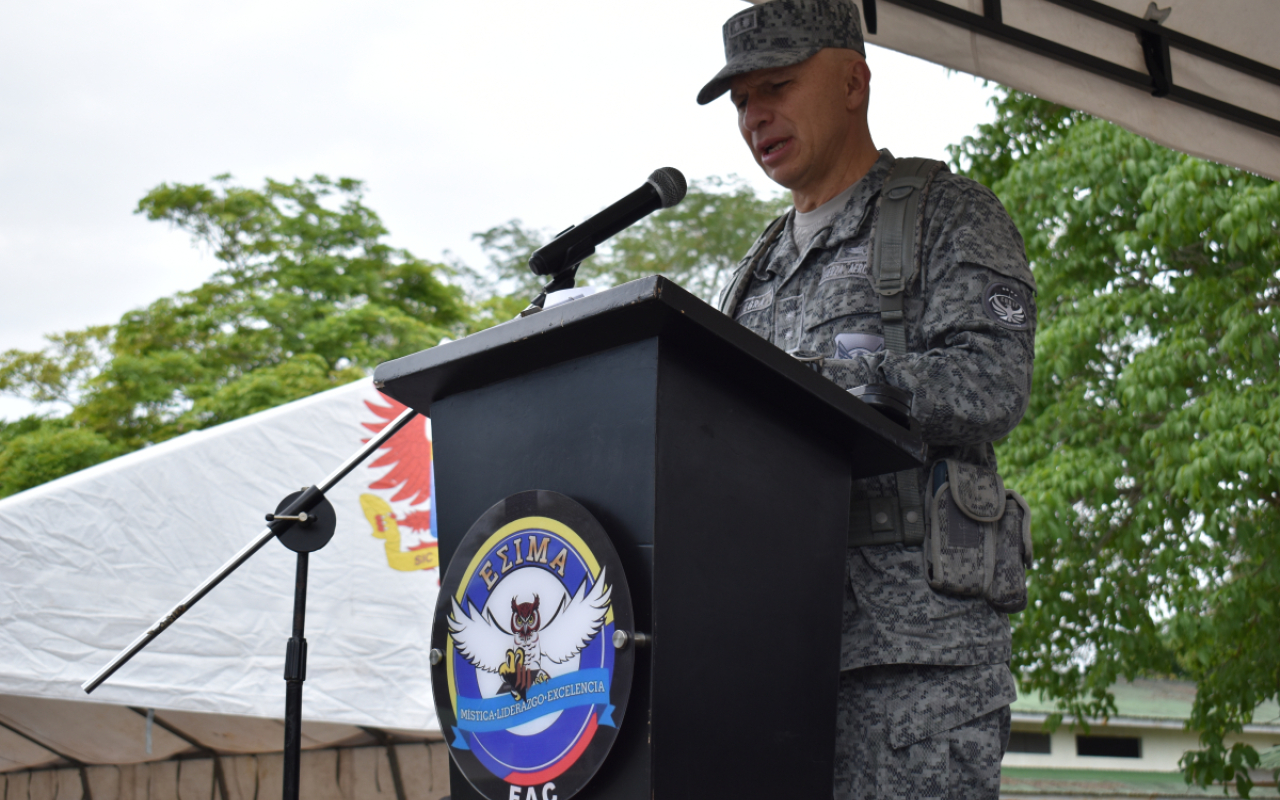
[0,0,996,421]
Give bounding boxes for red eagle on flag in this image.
[359,394,439,572]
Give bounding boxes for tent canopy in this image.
[0,380,442,772]
[746,0,1280,180]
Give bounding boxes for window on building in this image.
[1077,735,1142,758]
[1007,732,1052,754]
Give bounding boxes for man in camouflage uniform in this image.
[698,1,1036,797]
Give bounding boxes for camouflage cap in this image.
[697,0,866,106]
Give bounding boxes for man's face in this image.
[729,50,863,194]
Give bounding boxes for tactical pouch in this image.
[924,460,1032,612]
[987,489,1033,613]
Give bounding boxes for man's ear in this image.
[845,57,871,112]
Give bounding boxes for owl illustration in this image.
[450,569,611,701]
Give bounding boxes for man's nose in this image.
[741,97,772,131]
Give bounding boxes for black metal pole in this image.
[282,551,310,800]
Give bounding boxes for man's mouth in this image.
[758,137,792,164]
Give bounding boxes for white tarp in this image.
[0,379,443,768]
[756,0,1280,181]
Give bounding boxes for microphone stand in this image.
[520,264,581,316]
[81,407,418,800]
[517,166,686,318]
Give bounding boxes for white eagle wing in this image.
[449,597,510,674]
[539,568,612,665]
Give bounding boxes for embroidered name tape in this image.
[820,243,870,284]
[738,289,774,316]
[820,260,870,284]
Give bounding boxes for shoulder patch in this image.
[982,280,1030,330]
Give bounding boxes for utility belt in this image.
[848,460,1033,614]
[849,493,925,547]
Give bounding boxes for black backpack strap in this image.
[872,157,944,356]
[870,157,944,547]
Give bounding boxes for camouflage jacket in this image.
[717,151,1036,669]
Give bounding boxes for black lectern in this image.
[373,276,922,800]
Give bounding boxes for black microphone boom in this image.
[528,167,687,277]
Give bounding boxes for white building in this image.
[1002,679,1280,798]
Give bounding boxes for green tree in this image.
[0,416,124,498]
[1,172,783,497]
[952,89,1280,795]
[0,174,467,493]
[468,175,789,309]
[0,326,111,407]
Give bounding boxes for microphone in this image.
[528,168,687,276]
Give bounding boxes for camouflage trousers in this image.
[834,663,1013,800]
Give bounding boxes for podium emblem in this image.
[433,491,635,800]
